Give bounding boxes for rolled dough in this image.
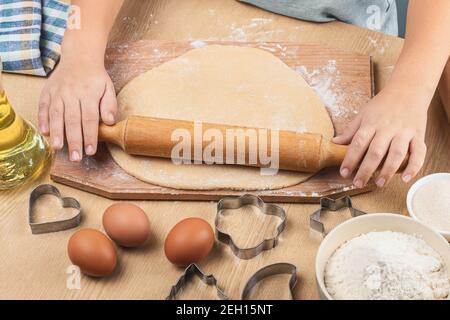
[109,45,334,190]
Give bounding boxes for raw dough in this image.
[109,45,334,190]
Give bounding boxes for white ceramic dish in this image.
[406,173,450,241]
[315,213,450,300]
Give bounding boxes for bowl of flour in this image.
[315,214,450,300]
[407,173,450,240]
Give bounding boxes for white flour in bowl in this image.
[412,178,450,233]
[324,231,450,300]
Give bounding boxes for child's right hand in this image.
[38,56,117,162]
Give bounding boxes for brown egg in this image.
[164,217,215,266]
[102,203,150,247]
[67,228,117,277]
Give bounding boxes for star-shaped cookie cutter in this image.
[309,196,366,236]
[241,263,297,300]
[166,264,228,300]
[215,194,286,260]
[28,184,81,234]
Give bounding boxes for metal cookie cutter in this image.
[309,196,366,236]
[166,264,228,300]
[215,194,286,260]
[29,184,81,234]
[241,263,297,300]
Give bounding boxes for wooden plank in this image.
[50,40,374,202]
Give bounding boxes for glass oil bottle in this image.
[0,62,51,190]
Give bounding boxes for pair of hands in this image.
[38,62,427,188]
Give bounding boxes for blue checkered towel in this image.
[0,0,69,76]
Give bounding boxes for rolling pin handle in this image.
[320,140,348,169]
[98,120,127,149]
[320,139,410,173]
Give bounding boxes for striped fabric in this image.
[0,0,69,76]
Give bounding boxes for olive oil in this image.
[0,90,51,190]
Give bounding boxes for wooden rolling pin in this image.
[99,116,349,173]
[99,116,407,173]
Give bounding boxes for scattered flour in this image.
[151,48,168,59]
[413,177,450,233]
[190,40,207,48]
[248,17,273,27]
[229,23,248,41]
[324,59,337,73]
[296,60,348,118]
[325,231,450,300]
[81,156,102,171]
[367,36,389,55]
[226,18,290,42]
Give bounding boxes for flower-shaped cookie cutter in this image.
[166,263,228,300]
[28,184,81,234]
[309,196,366,237]
[241,263,297,300]
[215,194,286,259]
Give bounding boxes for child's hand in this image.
[333,89,428,188]
[38,57,117,162]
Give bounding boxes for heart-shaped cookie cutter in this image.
[29,184,81,234]
[309,196,366,237]
[166,263,228,300]
[241,263,297,300]
[215,194,286,259]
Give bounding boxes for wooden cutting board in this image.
[50,41,374,202]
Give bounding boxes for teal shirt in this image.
[240,0,399,36]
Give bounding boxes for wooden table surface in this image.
[1,0,449,300]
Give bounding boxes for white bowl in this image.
[406,173,450,241]
[315,213,450,300]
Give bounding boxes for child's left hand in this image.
[332,88,428,188]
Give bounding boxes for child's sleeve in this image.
[0,0,69,76]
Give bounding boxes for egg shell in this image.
[164,217,215,267]
[103,203,150,247]
[67,228,117,277]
